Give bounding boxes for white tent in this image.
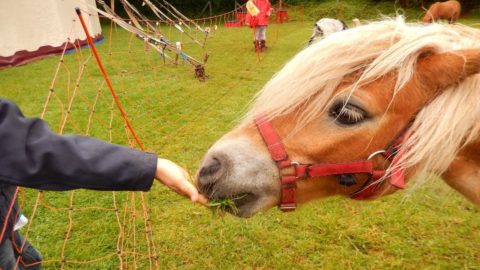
[0,0,102,68]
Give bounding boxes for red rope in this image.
[75,8,145,150]
[0,187,19,243]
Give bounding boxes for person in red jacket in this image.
[245,0,272,52]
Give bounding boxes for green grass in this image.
[208,195,248,216]
[301,0,423,21]
[1,2,480,269]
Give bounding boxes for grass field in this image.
[1,3,480,269]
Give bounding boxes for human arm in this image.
[0,99,205,203]
[266,1,272,16]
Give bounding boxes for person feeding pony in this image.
[245,0,272,52]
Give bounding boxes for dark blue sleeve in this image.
[0,99,156,191]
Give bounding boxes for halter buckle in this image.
[367,150,386,160]
[290,161,311,179]
[279,203,296,211]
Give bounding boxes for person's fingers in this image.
[196,194,209,205]
[190,193,198,202]
[177,181,207,204]
[175,179,199,201]
[155,158,209,204]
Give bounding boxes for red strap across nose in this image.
[255,115,289,162]
[296,162,374,178]
[254,114,406,211]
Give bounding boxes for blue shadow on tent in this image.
[65,35,105,54]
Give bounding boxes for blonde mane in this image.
[244,17,480,178]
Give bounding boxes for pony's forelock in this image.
[244,16,480,178]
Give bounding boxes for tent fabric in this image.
[0,0,103,68]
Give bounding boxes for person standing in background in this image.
[246,0,272,52]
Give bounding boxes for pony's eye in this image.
[329,102,367,125]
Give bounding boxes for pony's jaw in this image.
[197,133,281,217]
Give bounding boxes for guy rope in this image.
[94,0,208,80]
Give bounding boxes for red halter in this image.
[254,114,406,211]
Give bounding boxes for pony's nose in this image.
[197,155,227,196]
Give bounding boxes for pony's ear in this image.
[415,49,480,93]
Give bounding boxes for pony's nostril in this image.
[198,155,230,197]
[199,157,221,178]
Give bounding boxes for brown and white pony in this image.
[422,0,461,24]
[197,18,480,217]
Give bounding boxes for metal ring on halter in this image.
[290,161,300,166]
[367,150,387,160]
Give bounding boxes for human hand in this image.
[155,158,208,204]
[267,7,273,16]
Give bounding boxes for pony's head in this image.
[422,11,434,23]
[422,2,438,23]
[198,18,480,217]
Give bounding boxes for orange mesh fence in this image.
[2,3,306,269]
[7,16,161,270]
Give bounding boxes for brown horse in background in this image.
[197,18,480,218]
[422,0,461,23]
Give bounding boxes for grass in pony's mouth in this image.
[207,194,248,217]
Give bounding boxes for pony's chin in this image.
[232,201,261,218]
[208,192,278,218]
[232,194,278,218]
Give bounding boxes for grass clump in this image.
[207,194,248,217]
[208,198,239,216]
